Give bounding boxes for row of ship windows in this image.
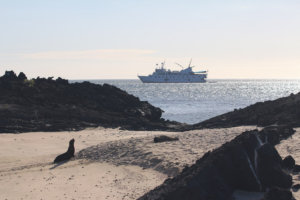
[149,77,202,79]
[150,76,203,78]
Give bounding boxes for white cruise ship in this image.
[138,60,207,83]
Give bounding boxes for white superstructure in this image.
[138,60,207,83]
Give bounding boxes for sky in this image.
[0,0,299,79]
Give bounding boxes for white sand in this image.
[0,126,256,200]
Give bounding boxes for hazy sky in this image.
[0,0,300,79]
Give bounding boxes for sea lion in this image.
[53,139,75,163]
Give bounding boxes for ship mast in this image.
[188,59,192,67]
[161,61,165,69]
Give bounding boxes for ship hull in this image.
[138,74,206,83]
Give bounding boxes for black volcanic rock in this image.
[138,127,295,200]
[263,187,294,200]
[257,144,292,189]
[259,125,295,145]
[17,72,27,81]
[282,155,296,170]
[193,92,300,129]
[154,135,179,143]
[2,70,18,81]
[292,184,300,191]
[293,165,300,173]
[0,71,185,133]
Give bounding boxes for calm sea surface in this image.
[77,80,300,124]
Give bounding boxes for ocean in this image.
[84,79,300,125]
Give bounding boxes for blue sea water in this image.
[84,80,300,124]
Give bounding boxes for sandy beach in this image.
[0,126,258,200]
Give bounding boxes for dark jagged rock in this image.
[194,92,300,129]
[292,184,300,192]
[154,135,179,143]
[2,70,18,80]
[259,125,295,146]
[138,127,295,200]
[293,165,300,173]
[54,139,75,163]
[17,72,27,81]
[282,155,296,170]
[257,144,292,189]
[0,71,187,133]
[263,187,294,200]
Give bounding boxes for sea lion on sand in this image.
[54,139,75,163]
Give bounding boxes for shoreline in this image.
[0,126,256,200]
[1,72,300,199]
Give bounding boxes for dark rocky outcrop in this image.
[0,71,186,133]
[154,135,179,143]
[293,165,300,173]
[139,126,295,200]
[54,139,75,163]
[259,125,295,145]
[282,155,296,170]
[263,187,294,200]
[292,184,300,192]
[256,143,292,189]
[194,92,300,129]
[2,70,300,133]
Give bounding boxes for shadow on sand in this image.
[49,160,69,170]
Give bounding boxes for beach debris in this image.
[153,135,179,143]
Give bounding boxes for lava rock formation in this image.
[0,71,184,133]
[139,126,295,200]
